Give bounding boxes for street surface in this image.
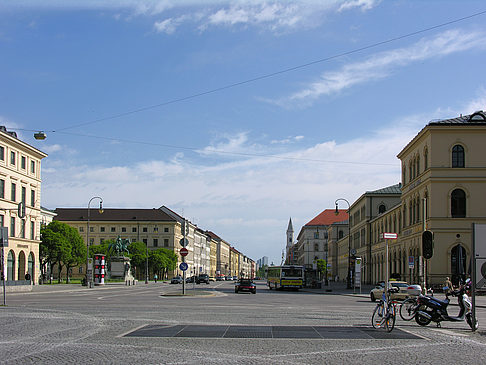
[1,280,485,364]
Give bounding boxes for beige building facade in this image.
[0,127,47,285]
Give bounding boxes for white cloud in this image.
[270,29,486,107]
[41,144,63,154]
[338,0,381,12]
[270,135,305,144]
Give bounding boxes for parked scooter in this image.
[414,279,478,331]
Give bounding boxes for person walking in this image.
[154,274,158,283]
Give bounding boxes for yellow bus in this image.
[267,265,304,290]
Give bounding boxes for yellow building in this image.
[54,208,180,279]
[0,126,47,285]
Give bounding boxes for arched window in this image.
[451,244,467,286]
[7,250,15,281]
[378,204,386,214]
[451,189,466,218]
[424,148,428,170]
[452,145,465,168]
[18,251,26,281]
[417,156,420,175]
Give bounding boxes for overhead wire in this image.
[48,9,486,133]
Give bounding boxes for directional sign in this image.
[381,232,398,240]
[180,247,188,257]
[179,262,188,271]
[408,256,415,269]
[179,238,189,247]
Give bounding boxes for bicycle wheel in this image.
[372,302,384,329]
[384,304,396,333]
[400,298,417,321]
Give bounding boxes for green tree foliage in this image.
[149,248,177,279]
[316,259,327,280]
[128,241,147,279]
[41,221,85,283]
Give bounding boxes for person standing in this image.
[444,276,453,294]
[154,274,158,283]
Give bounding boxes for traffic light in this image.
[422,230,434,259]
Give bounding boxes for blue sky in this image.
[2,0,486,265]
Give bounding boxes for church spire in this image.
[286,218,294,248]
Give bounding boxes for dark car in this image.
[235,279,256,294]
[197,274,210,284]
[186,276,196,283]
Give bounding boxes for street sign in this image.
[381,232,398,239]
[179,262,188,271]
[408,256,415,269]
[179,238,189,247]
[180,247,188,257]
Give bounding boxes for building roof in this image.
[428,110,486,126]
[366,183,402,195]
[205,230,222,241]
[305,209,349,227]
[54,208,176,222]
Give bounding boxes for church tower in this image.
[286,218,294,249]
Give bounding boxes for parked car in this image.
[216,275,225,281]
[209,276,216,282]
[225,276,233,281]
[170,276,183,284]
[233,275,238,281]
[197,274,210,284]
[370,281,421,301]
[186,276,196,283]
[235,279,256,294]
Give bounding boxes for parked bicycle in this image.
[400,296,419,321]
[372,287,400,332]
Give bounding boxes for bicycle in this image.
[399,297,419,321]
[372,287,399,332]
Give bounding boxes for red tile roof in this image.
[305,209,348,226]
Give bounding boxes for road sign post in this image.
[380,233,398,300]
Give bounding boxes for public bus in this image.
[267,265,304,290]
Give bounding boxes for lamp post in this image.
[86,196,103,288]
[335,198,351,289]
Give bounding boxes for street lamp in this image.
[87,196,103,288]
[335,198,351,289]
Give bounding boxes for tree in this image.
[128,241,147,280]
[62,224,86,283]
[40,221,72,283]
[316,259,327,282]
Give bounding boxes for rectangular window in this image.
[90,227,94,233]
[121,227,126,232]
[314,232,319,239]
[154,227,158,232]
[21,186,26,205]
[143,227,147,232]
[30,221,35,240]
[10,217,15,237]
[164,238,169,247]
[21,220,25,238]
[21,156,26,169]
[0,146,4,161]
[111,227,116,232]
[31,189,35,206]
[164,227,169,233]
[100,227,105,232]
[31,161,35,174]
[0,215,4,227]
[79,226,84,232]
[100,238,104,244]
[143,239,148,244]
[11,183,16,202]
[153,238,158,247]
[10,151,15,165]
[132,227,137,233]
[89,238,94,245]
[0,179,4,199]
[131,238,136,243]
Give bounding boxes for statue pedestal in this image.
[110,256,130,279]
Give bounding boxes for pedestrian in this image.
[444,276,453,294]
[154,274,158,283]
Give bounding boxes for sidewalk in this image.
[302,282,486,308]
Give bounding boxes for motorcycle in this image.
[414,279,479,331]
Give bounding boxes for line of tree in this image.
[40,222,178,283]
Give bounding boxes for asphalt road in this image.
[1,280,485,364]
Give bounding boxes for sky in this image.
[1,0,486,265]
